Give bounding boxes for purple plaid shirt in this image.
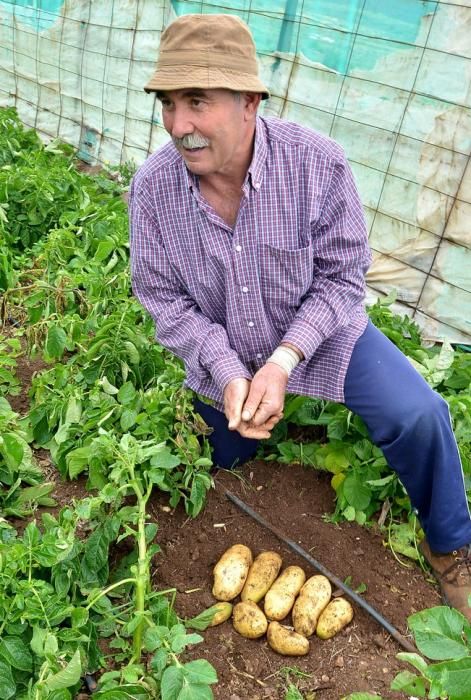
[129,116,371,409]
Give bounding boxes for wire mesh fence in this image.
[1,0,470,342]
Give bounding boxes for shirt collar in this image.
[183,159,198,192]
[247,115,267,192]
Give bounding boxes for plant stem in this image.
[35,662,50,700]
[131,478,149,663]
[86,577,136,610]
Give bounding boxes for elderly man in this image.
[129,14,471,620]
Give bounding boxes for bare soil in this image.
[151,462,440,700]
[8,353,441,699]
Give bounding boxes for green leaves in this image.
[0,109,219,700]
[66,447,90,480]
[0,432,24,474]
[150,449,181,471]
[390,606,471,700]
[81,518,120,588]
[408,606,471,661]
[45,325,68,360]
[0,336,20,395]
[285,686,305,700]
[342,473,371,511]
[160,660,217,700]
[186,605,222,631]
[408,340,455,388]
[0,659,16,700]
[0,397,49,516]
[181,659,217,685]
[0,127,106,252]
[117,382,138,405]
[120,408,138,431]
[390,669,427,696]
[0,637,32,672]
[94,687,150,699]
[426,657,471,699]
[144,624,203,656]
[187,472,212,517]
[42,649,82,692]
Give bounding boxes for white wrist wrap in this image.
[267,345,300,377]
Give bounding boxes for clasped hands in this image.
[223,363,288,440]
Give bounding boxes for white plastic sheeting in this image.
[0,0,470,343]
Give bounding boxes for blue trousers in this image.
[194,321,471,554]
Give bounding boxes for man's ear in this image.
[243,92,262,119]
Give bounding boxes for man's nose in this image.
[168,105,193,139]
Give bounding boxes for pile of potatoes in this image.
[209,544,354,656]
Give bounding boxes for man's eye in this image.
[191,99,202,107]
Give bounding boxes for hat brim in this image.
[144,65,270,99]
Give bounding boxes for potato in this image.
[212,544,253,601]
[316,597,354,639]
[264,565,306,620]
[293,575,332,637]
[267,621,310,656]
[232,601,268,639]
[208,602,233,627]
[300,574,332,600]
[241,551,283,603]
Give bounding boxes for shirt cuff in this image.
[282,320,324,362]
[209,355,252,392]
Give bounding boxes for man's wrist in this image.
[211,356,251,393]
[266,345,301,377]
[280,342,304,360]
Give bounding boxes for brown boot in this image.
[420,539,471,622]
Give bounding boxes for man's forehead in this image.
[157,88,233,100]
[158,88,210,98]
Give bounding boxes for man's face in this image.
[158,88,250,177]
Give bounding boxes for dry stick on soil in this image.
[227,660,267,687]
[225,489,417,654]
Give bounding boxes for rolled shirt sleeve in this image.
[129,188,251,392]
[282,157,372,361]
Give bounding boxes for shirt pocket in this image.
[259,242,313,305]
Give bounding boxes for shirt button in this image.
[248,321,254,327]
[235,245,242,252]
[241,286,249,293]
[256,353,263,359]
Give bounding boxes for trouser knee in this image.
[371,388,449,447]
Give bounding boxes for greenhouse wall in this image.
[0,0,470,343]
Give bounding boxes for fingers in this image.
[236,412,283,440]
[224,378,250,430]
[223,365,287,439]
[228,412,241,431]
[242,367,287,427]
[242,387,276,427]
[265,413,283,430]
[241,382,265,423]
[252,401,278,427]
[238,425,272,439]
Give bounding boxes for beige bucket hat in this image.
[144,14,270,99]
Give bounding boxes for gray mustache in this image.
[173,133,210,149]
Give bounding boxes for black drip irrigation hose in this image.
[225,489,416,654]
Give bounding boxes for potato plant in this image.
[1,105,470,698]
[0,108,217,698]
[0,396,55,518]
[343,605,471,700]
